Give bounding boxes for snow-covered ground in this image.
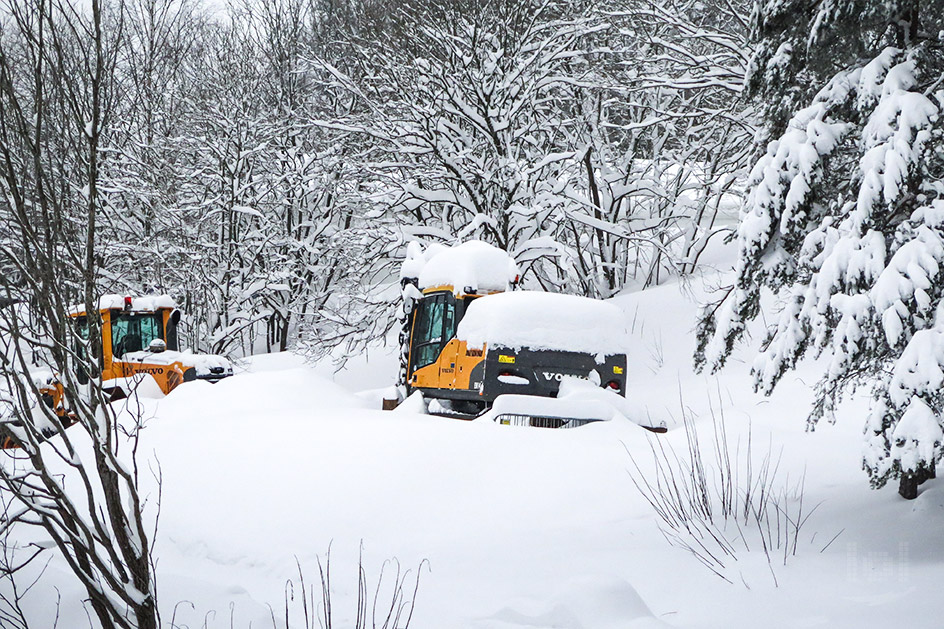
[7,249,944,628]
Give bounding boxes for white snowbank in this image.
[30,369,55,389]
[106,374,166,399]
[69,294,177,315]
[154,364,371,419]
[457,290,630,355]
[486,378,667,430]
[415,240,519,293]
[12,266,944,629]
[13,232,944,629]
[485,574,667,628]
[489,392,618,423]
[393,390,428,414]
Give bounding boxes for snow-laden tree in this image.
[94,0,394,359]
[313,0,751,298]
[99,0,216,359]
[0,0,762,369]
[313,0,623,292]
[695,0,944,497]
[570,0,754,291]
[224,0,401,359]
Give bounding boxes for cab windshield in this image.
[111,312,164,357]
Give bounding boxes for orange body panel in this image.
[410,338,486,392]
[112,359,187,395]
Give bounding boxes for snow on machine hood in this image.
[457,290,630,356]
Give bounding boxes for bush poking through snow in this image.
[626,395,832,586]
[272,547,427,629]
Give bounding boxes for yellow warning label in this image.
[498,354,516,364]
[613,366,624,375]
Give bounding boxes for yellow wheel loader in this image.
[3,295,232,448]
[66,295,232,398]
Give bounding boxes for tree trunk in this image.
[899,474,918,499]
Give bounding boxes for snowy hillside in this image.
[9,246,942,629]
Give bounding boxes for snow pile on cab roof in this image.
[410,240,519,293]
[457,291,629,355]
[69,294,177,314]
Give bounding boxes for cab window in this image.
[410,293,457,371]
[111,312,164,357]
[74,316,89,349]
[443,297,456,341]
[74,316,90,384]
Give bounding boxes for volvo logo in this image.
[541,371,588,382]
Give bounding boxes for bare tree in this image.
[0,1,160,627]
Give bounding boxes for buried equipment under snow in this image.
[393,240,664,432]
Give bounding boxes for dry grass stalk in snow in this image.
[626,390,832,586]
[270,547,427,629]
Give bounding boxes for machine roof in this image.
[413,240,519,294]
[69,294,177,316]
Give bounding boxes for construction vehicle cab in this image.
[408,286,493,401]
[400,241,630,424]
[68,295,232,400]
[67,295,231,399]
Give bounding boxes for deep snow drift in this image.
[4,260,943,629]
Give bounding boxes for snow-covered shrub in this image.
[696,2,944,495]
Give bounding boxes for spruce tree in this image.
[695,0,944,497]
